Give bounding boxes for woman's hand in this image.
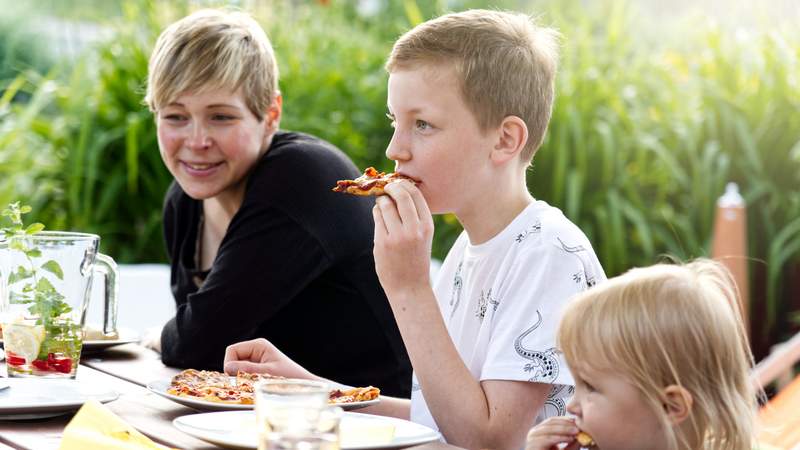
[525,417,581,450]
[223,338,315,379]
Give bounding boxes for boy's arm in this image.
[373,182,548,449]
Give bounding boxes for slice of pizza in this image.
[329,386,380,404]
[332,167,415,196]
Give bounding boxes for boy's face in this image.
[566,363,667,450]
[156,88,273,201]
[386,64,498,215]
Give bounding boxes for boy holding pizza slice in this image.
[225,9,605,449]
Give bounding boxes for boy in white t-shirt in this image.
[224,9,605,449]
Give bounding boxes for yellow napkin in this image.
[59,399,173,450]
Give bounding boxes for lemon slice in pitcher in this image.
[4,323,46,363]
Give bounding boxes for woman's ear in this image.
[489,115,528,165]
[662,385,693,425]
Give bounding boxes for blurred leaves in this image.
[0,0,798,344]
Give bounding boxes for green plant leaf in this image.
[24,248,41,258]
[9,239,26,251]
[9,292,32,304]
[24,223,44,234]
[41,260,64,280]
[35,277,56,294]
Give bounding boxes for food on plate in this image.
[576,430,596,447]
[166,369,380,405]
[83,325,120,341]
[332,167,416,196]
[329,386,381,403]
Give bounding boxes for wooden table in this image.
[0,344,458,450]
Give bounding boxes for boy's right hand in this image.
[223,338,315,379]
[372,180,434,297]
[525,417,581,450]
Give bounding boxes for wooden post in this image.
[711,182,749,336]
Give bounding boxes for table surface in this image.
[0,343,458,450]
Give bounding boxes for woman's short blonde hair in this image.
[559,259,756,450]
[145,8,278,121]
[386,9,560,162]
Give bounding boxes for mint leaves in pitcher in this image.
[1,201,81,377]
[1,202,71,323]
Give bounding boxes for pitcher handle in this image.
[94,253,119,337]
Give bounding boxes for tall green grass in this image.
[0,0,797,346]
[529,0,800,347]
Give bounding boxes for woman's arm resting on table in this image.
[224,338,412,419]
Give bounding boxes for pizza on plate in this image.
[332,167,416,196]
[166,369,379,406]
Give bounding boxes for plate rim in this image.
[0,378,119,417]
[0,327,140,350]
[172,410,441,450]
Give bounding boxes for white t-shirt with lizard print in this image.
[410,200,606,432]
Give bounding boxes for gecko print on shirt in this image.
[542,384,574,417]
[474,288,500,321]
[514,310,560,383]
[449,261,463,319]
[515,220,542,244]
[557,236,586,253]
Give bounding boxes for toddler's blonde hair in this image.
[145,8,278,121]
[559,259,756,450]
[386,9,560,162]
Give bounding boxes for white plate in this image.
[173,410,441,450]
[80,328,141,354]
[0,378,118,420]
[0,328,140,355]
[147,379,380,412]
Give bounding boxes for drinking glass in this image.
[255,379,340,450]
[0,231,118,378]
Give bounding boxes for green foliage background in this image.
[0,0,798,351]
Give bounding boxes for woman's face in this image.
[156,88,277,202]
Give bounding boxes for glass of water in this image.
[255,379,340,450]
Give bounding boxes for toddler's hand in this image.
[525,417,581,450]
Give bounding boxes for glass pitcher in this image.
[0,231,118,378]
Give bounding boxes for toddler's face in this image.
[385,64,498,215]
[156,87,273,202]
[566,363,666,450]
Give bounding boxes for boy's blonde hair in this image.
[559,259,756,450]
[145,9,278,121]
[386,9,560,162]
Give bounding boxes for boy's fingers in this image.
[384,182,419,225]
[373,204,388,236]
[376,195,402,232]
[405,181,432,224]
